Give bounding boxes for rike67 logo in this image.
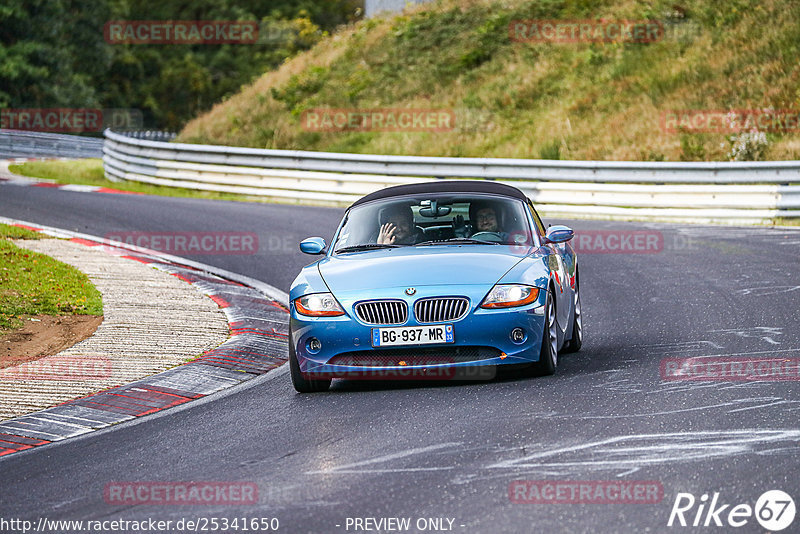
[668,490,795,530]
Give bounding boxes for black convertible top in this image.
[350,180,528,208]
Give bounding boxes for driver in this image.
[468,201,508,241]
[474,205,500,233]
[377,205,423,245]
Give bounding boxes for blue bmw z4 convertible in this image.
[288,180,581,392]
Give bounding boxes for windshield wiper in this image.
[335,243,401,253]
[414,238,501,246]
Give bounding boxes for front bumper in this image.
[290,285,546,380]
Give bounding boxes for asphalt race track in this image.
[1,184,799,533]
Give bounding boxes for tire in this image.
[562,283,582,354]
[511,288,558,379]
[289,332,331,393]
[533,288,558,376]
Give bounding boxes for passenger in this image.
[377,205,423,245]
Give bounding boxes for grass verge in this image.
[8,159,263,203]
[0,223,44,240]
[0,224,103,333]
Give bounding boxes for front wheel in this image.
[562,285,582,354]
[514,288,557,378]
[533,289,558,376]
[289,334,331,393]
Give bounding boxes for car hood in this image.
[318,245,529,292]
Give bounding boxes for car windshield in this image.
[333,193,534,253]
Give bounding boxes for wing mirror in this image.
[544,225,574,244]
[300,237,327,255]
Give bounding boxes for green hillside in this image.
[178,0,800,161]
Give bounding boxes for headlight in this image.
[480,284,540,309]
[294,293,345,317]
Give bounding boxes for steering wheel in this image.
[470,231,504,243]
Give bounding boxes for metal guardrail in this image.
[103,129,800,224]
[0,129,104,159]
[122,131,178,142]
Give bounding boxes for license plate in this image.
[372,324,454,347]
